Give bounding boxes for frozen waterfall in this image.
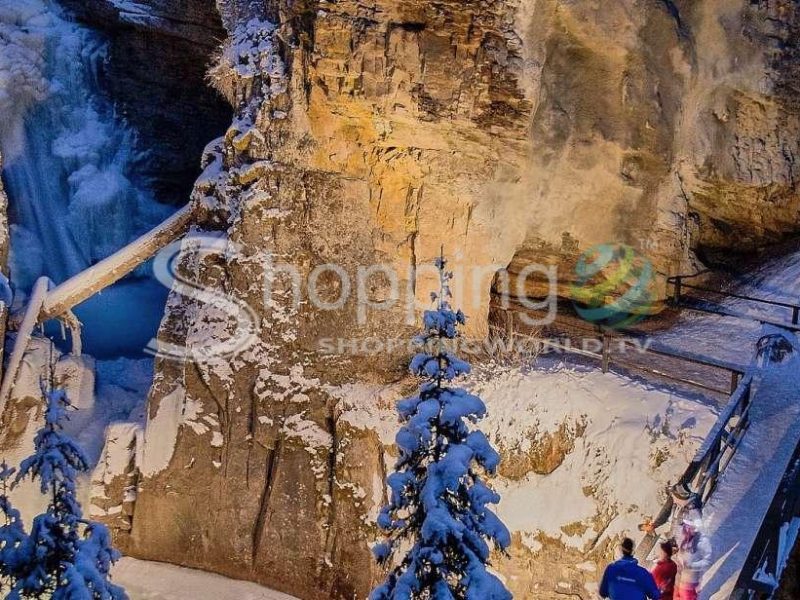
[0,0,176,357]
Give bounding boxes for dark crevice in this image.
[318,403,338,582]
[393,21,426,33]
[656,0,690,41]
[377,446,389,510]
[325,407,338,536]
[658,0,683,29]
[252,437,282,564]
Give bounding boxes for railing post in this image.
[741,380,752,428]
[602,329,612,373]
[730,371,740,395]
[672,276,682,304]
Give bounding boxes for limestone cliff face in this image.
[507,0,800,296]
[654,0,800,267]
[85,1,800,599]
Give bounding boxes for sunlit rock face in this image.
[507,0,800,296]
[105,2,541,597]
[206,0,800,318]
[683,0,800,266]
[60,0,233,202]
[83,0,800,598]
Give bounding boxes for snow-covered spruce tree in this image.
[371,255,512,600]
[3,388,127,599]
[0,461,27,591]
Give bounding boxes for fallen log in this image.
[0,203,196,413]
[40,203,196,321]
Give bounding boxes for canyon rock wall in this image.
[61,0,233,201]
[42,0,800,598]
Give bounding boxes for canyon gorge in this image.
[1,0,800,598]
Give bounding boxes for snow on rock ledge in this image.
[332,362,717,597]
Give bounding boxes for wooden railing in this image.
[634,372,754,560]
[538,332,745,396]
[668,272,800,330]
[500,308,747,397]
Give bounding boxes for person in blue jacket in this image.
[599,538,661,600]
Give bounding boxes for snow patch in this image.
[139,386,185,477]
[329,382,404,446]
[476,364,716,550]
[282,413,332,452]
[333,362,716,555]
[112,557,298,599]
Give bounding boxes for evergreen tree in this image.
[2,388,127,600]
[371,254,512,600]
[0,461,27,591]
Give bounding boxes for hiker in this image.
[599,537,661,600]
[675,519,711,600]
[668,484,702,545]
[651,541,678,600]
[639,483,702,549]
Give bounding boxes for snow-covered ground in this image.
[339,360,718,558]
[113,558,297,600]
[473,362,717,552]
[654,249,800,365]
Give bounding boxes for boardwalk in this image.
[701,333,800,598]
[649,252,800,595]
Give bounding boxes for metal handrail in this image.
[690,375,753,467]
[669,279,800,311]
[674,297,800,334]
[692,379,753,502]
[668,274,800,326]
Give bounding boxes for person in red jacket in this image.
[652,541,678,600]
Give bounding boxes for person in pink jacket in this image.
[675,519,711,600]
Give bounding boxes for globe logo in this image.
[569,243,654,329]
